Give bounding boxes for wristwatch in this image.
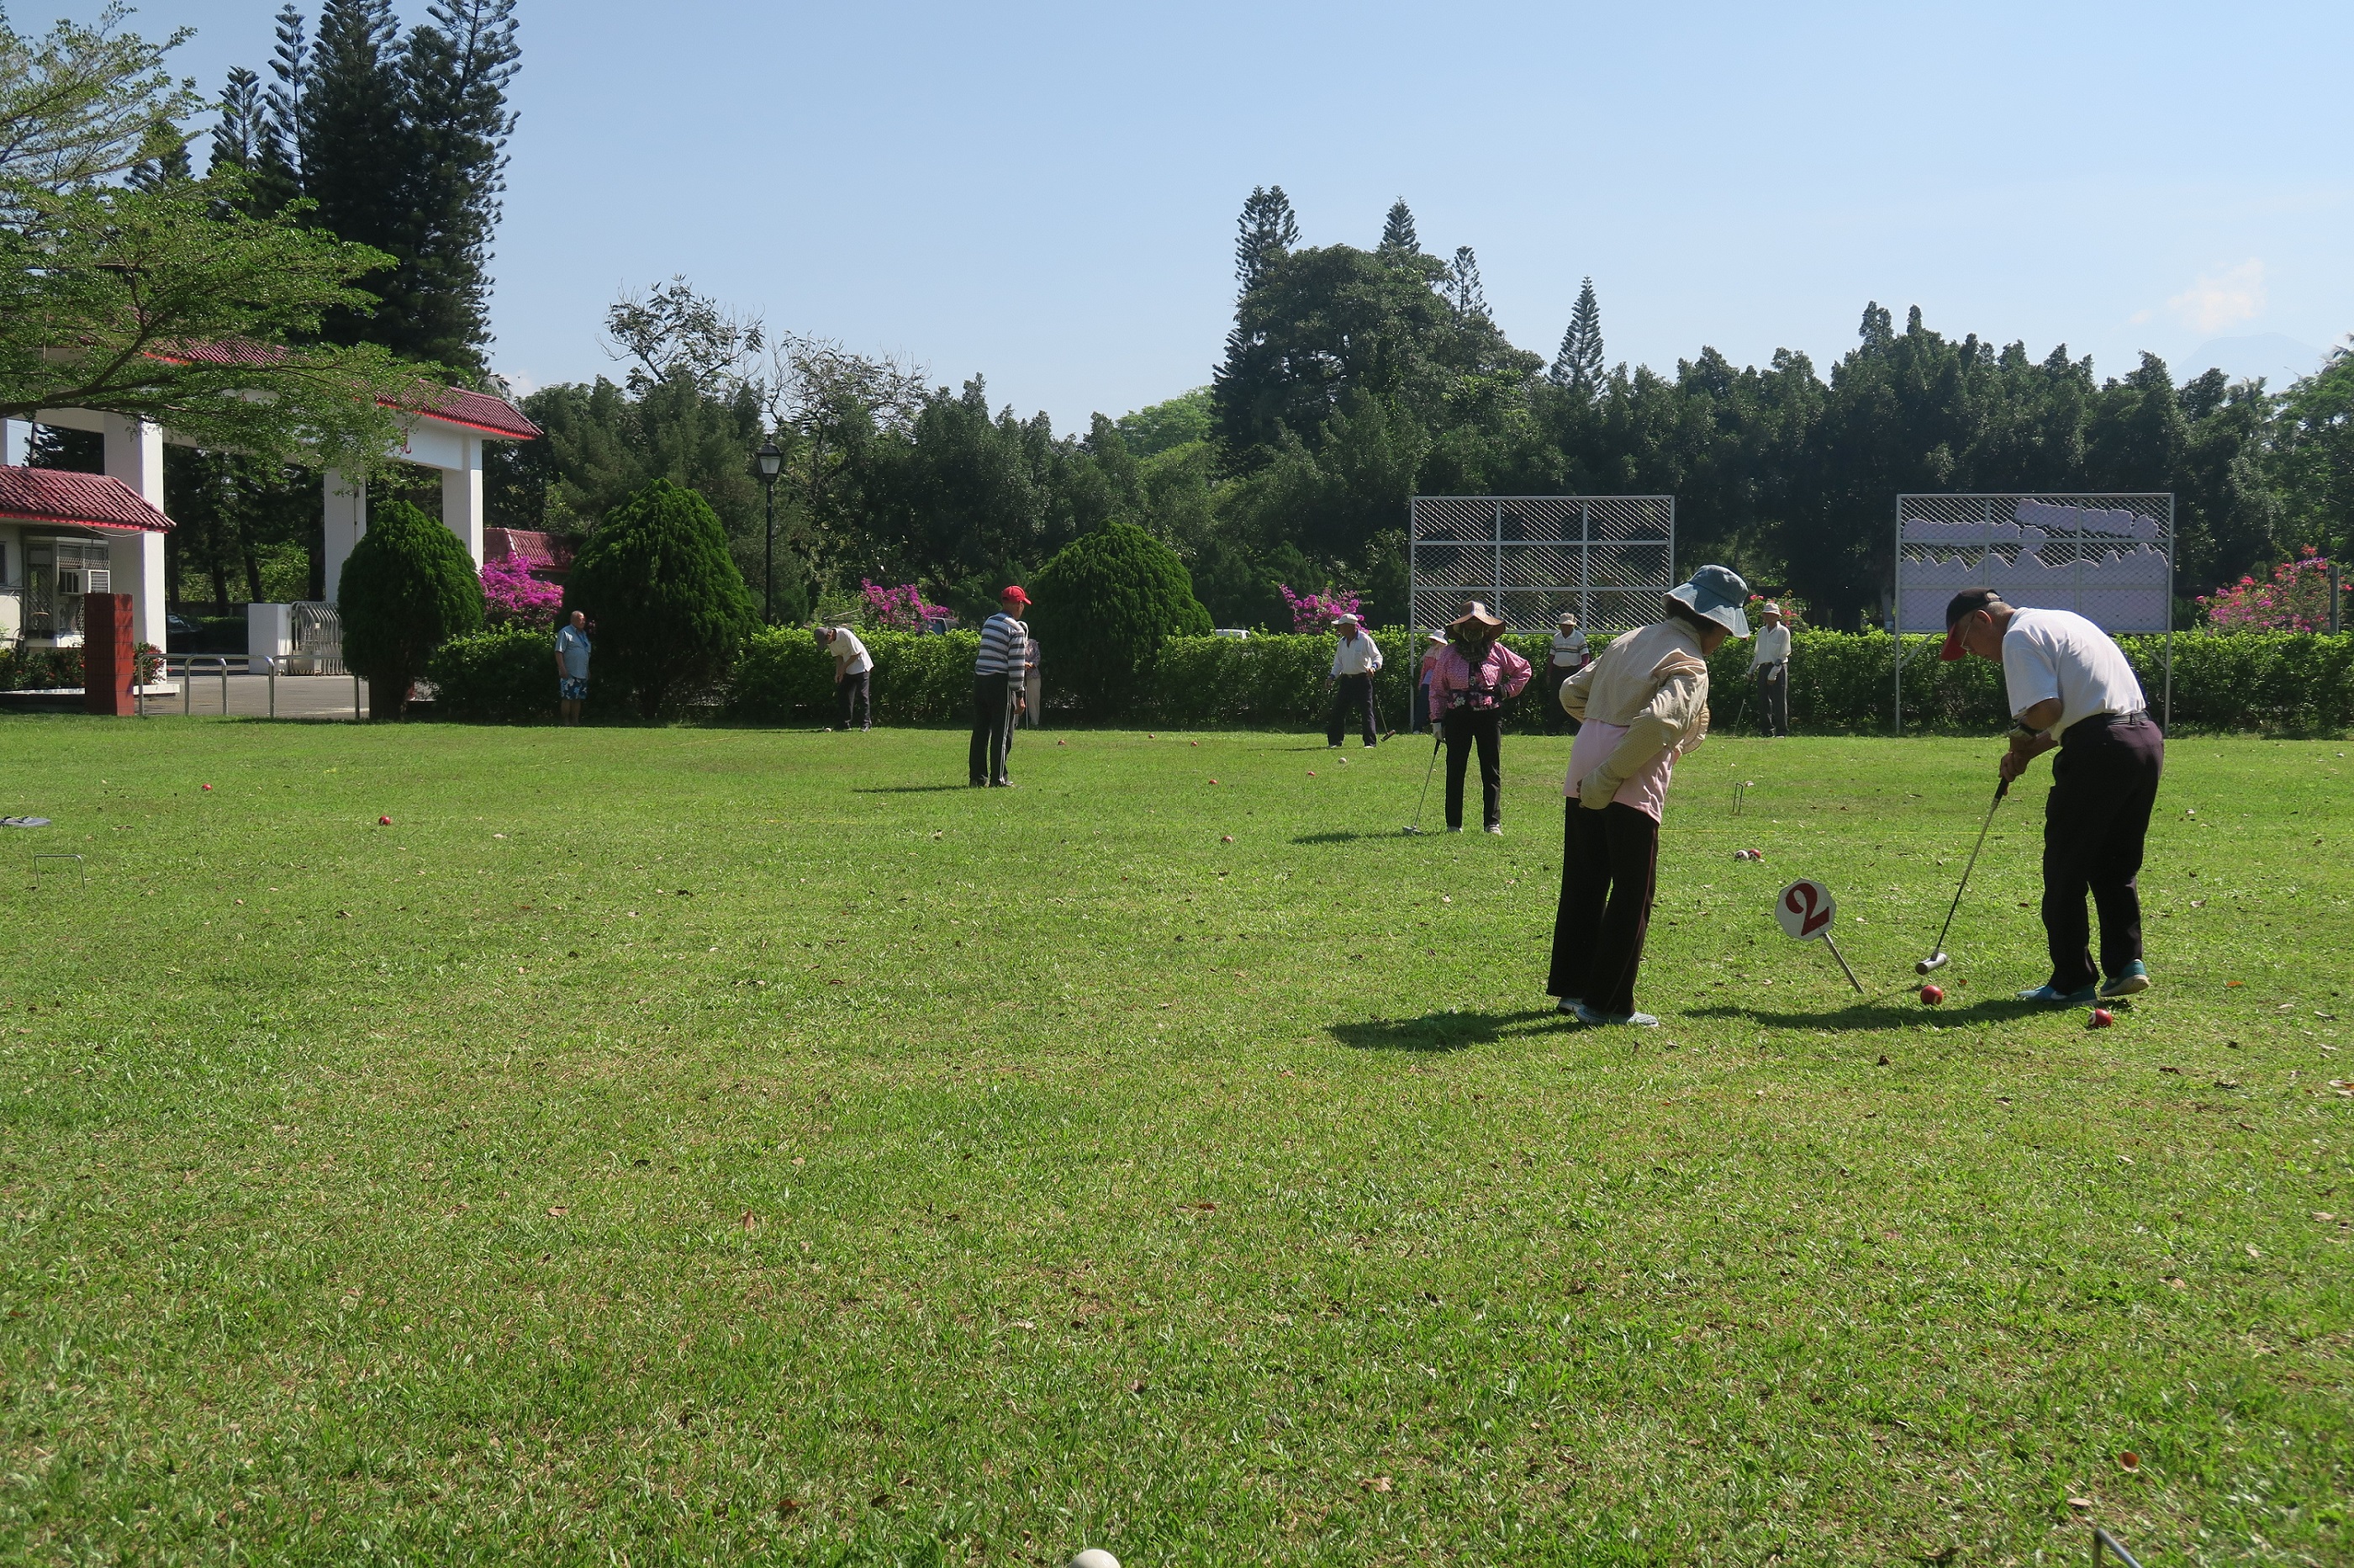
[2007,724,2045,744]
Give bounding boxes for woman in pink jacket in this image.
[1425,602,1532,834]
[1550,565,1750,1026]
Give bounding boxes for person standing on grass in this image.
[1324,613,1384,748]
[970,585,1030,787]
[554,610,591,726]
[1549,565,1749,1027]
[1940,587,2161,1005]
[816,625,873,731]
[1750,600,1792,736]
[1426,602,1532,834]
[1547,612,1590,734]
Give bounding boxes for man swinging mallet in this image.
[1941,588,2162,1005]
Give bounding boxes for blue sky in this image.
[60,0,2354,428]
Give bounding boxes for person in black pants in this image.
[1323,613,1384,747]
[969,586,1030,787]
[1940,588,2163,1003]
[1424,602,1532,834]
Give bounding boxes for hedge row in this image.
[418,625,2354,733]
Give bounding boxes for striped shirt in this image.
[976,612,1030,677]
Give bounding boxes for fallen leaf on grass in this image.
[1359,1476,1393,1493]
[741,1211,758,1231]
[546,1206,567,1217]
[2119,1451,2140,1471]
[775,1499,801,1517]
[2067,1497,2093,1510]
[2164,1277,2187,1290]
[2246,1244,2262,1259]
[2159,1064,2181,1074]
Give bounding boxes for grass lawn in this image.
[0,717,2347,1565]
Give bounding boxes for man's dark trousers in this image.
[1326,673,1378,747]
[837,670,870,730]
[1546,665,1582,734]
[2042,713,2164,991]
[1548,799,1660,1016]
[969,673,1014,785]
[1755,664,1788,736]
[1440,706,1503,831]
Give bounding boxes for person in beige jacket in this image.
[1548,565,1750,1026]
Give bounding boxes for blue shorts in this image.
[559,676,588,701]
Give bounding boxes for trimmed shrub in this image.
[337,499,485,720]
[1027,522,1211,717]
[425,625,559,724]
[0,643,84,692]
[565,479,755,721]
[727,628,981,726]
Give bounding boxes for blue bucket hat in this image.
[1667,564,1752,638]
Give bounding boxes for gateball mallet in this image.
[1917,777,2008,975]
[1401,726,1443,835]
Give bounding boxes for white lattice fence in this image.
[1409,496,1674,635]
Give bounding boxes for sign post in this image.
[1775,877,1863,992]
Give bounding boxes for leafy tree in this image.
[1549,277,1603,393]
[1115,387,1211,458]
[1027,520,1211,717]
[0,173,438,473]
[2277,341,2354,562]
[337,496,483,718]
[563,478,755,719]
[0,3,201,194]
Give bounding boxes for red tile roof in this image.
[147,339,541,441]
[485,528,576,573]
[0,467,172,532]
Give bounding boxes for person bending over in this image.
[1940,587,2161,1005]
[1549,565,1750,1027]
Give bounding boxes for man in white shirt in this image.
[1749,601,1792,736]
[1942,588,2163,1006]
[1323,613,1384,747]
[1547,613,1589,734]
[970,586,1030,786]
[815,626,873,731]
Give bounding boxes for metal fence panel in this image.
[1409,496,1676,636]
[1893,492,2174,729]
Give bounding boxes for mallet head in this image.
[1915,952,1949,975]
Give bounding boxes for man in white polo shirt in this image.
[1941,588,2163,1005]
[1323,613,1384,747]
[816,625,873,731]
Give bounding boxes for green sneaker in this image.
[2016,983,2099,1006]
[2099,963,2150,999]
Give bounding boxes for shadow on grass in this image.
[1292,830,1415,845]
[1330,1007,1560,1053]
[853,784,974,795]
[1681,996,2054,1032]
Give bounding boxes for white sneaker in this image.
[1445,826,1463,833]
[1485,825,1503,836]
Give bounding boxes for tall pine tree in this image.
[228,0,520,378]
[1549,276,1603,393]
[1378,198,1417,257]
[1445,245,1487,319]
[1233,185,1298,293]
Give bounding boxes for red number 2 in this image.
[1784,881,1831,937]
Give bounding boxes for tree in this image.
[337,496,483,718]
[1444,245,1488,320]
[2277,341,2354,562]
[1027,520,1211,717]
[563,478,755,719]
[0,3,201,194]
[1549,277,1603,393]
[1232,184,1297,293]
[1377,198,1418,257]
[0,173,439,473]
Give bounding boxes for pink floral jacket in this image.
[1426,641,1533,713]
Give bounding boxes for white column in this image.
[323,469,368,604]
[102,414,167,650]
[440,436,484,564]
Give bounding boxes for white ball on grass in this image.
[1069,1552,1122,1568]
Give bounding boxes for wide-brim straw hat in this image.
[1759,601,1784,619]
[1666,565,1752,637]
[1448,601,1506,634]
[1557,612,1579,627]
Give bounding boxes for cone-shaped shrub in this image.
[1027,520,1211,717]
[337,499,484,719]
[564,478,755,720]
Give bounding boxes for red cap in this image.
[1000,585,1030,605]
[1939,624,1970,661]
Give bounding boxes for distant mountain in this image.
[2182,333,2329,388]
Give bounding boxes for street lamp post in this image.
[755,441,784,624]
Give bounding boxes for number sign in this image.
[1775,879,1836,942]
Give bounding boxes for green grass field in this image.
[1,717,2346,1565]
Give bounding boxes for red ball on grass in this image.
[2089,1007,2115,1028]
[1919,984,1945,1005]
[377,816,392,826]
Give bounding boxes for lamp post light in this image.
[755,441,784,624]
